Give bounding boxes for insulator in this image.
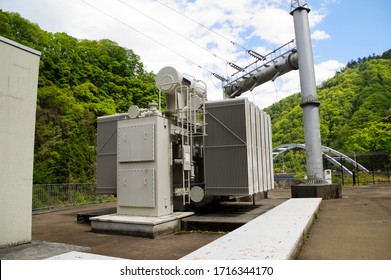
[212,73,227,82]
[248,50,266,61]
[228,62,245,72]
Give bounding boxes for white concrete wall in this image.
[0,36,40,247]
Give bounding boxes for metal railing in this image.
[334,170,391,186]
[32,183,115,211]
[274,151,390,187]
[328,152,390,186]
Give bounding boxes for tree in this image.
[1,10,163,183]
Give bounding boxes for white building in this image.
[0,36,41,247]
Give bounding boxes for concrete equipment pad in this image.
[181,198,322,260]
[90,212,194,238]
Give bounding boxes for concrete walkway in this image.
[182,198,322,259]
[298,184,391,259]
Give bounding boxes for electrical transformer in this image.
[96,66,274,217]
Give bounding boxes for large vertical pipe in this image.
[291,4,324,183]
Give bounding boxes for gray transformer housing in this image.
[204,98,274,196]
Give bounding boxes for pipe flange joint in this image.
[288,53,299,70]
[300,95,321,107]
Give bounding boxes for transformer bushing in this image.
[291,3,324,183]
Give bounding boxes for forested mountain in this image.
[1,11,161,183]
[1,10,390,184]
[265,50,391,153]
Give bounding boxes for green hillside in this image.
[1,10,162,184]
[265,51,391,153]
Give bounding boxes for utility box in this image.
[116,115,172,217]
[0,36,41,247]
[324,169,332,184]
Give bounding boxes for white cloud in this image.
[312,30,330,40]
[249,7,294,45]
[308,9,326,27]
[314,60,345,84]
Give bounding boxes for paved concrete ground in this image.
[298,184,391,260]
[0,189,289,260]
[0,185,390,260]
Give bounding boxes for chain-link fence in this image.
[32,183,115,211]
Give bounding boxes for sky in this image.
[1,0,390,108]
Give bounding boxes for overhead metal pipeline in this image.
[223,51,299,98]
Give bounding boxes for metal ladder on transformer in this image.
[179,87,191,205]
[176,83,206,206]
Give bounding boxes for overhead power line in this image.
[116,0,232,65]
[80,0,217,76]
[81,0,234,83]
[153,0,249,52]
[153,0,270,63]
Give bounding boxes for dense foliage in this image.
[266,51,391,153]
[1,11,162,183]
